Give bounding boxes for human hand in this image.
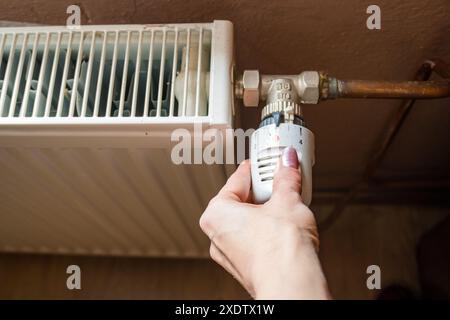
[199,147,331,299]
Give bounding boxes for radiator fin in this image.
[0,27,211,119]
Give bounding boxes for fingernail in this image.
[281,146,299,169]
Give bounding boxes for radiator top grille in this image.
[0,26,212,119]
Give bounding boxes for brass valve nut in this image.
[242,70,260,107]
[297,71,320,104]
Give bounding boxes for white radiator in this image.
[0,21,235,257]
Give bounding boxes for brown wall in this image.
[0,254,249,299]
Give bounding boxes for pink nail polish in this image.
[281,146,299,168]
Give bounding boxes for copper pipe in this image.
[336,79,450,99]
[321,60,450,100]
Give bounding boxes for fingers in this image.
[217,160,252,202]
[199,194,254,241]
[271,147,302,202]
[199,160,252,241]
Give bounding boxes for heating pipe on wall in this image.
[321,62,450,100]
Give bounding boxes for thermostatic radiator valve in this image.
[245,73,316,205]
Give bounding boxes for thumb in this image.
[271,146,302,202]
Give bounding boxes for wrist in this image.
[252,226,330,299]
